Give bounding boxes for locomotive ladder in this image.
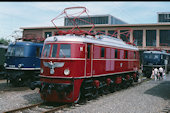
[3,102,70,113]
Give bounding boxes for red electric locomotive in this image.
[30,7,140,103]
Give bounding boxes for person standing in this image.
[151,68,154,79]
[154,68,159,81]
[159,67,164,80]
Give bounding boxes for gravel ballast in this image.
[0,74,170,113]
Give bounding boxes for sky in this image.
[1,1,170,41]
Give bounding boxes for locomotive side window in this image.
[36,47,41,57]
[111,48,115,59]
[115,49,118,58]
[134,51,136,59]
[87,44,91,59]
[101,47,105,58]
[43,44,51,57]
[125,50,128,59]
[59,44,71,58]
[51,44,58,57]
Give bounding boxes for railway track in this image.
[3,102,71,113]
[2,77,148,113]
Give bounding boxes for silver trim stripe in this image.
[41,58,86,60]
[39,70,136,79]
[5,67,40,70]
[41,58,138,61]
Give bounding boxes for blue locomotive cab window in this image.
[144,54,152,59]
[6,46,24,57]
[153,54,159,59]
[43,44,51,57]
[6,46,13,56]
[59,44,71,58]
[15,47,24,56]
[36,47,41,57]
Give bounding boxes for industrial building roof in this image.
[20,23,170,30]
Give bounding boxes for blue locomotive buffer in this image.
[4,41,43,86]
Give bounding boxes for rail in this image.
[3,102,70,113]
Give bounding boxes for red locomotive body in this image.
[30,6,140,103]
[31,34,140,103]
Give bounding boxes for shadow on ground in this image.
[0,80,29,92]
[144,81,170,100]
[23,92,43,104]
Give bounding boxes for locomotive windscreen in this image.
[42,43,71,58]
[6,46,24,57]
[144,53,160,59]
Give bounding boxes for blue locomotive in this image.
[142,50,170,78]
[0,43,8,78]
[4,41,43,86]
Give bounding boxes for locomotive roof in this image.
[45,34,138,50]
[9,41,43,46]
[143,51,170,55]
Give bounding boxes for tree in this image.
[0,38,11,45]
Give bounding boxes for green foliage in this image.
[0,38,11,45]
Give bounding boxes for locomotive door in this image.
[86,44,93,77]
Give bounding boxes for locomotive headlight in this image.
[18,64,24,68]
[40,68,44,73]
[4,63,7,67]
[64,69,70,75]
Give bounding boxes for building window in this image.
[101,47,105,58]
[160,30,170,46]
[158,14,170,23]
[96,30,105,35]
[120,30,130,42]
[108,30,117,38]
[133,30,143,46]
[45,32,52,38]
[146,30,156,46]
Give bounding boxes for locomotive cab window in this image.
[36,47,41,57]
[153,54,159,59]
[6,46,14,56]
[59,44,71,58]
[87,44,91,59]
[51,44,58,58]
[101,47,105,58]
[15,47,24,57]
[43,44,51,57]
[115,49,118,58]
[6,46,24,57]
